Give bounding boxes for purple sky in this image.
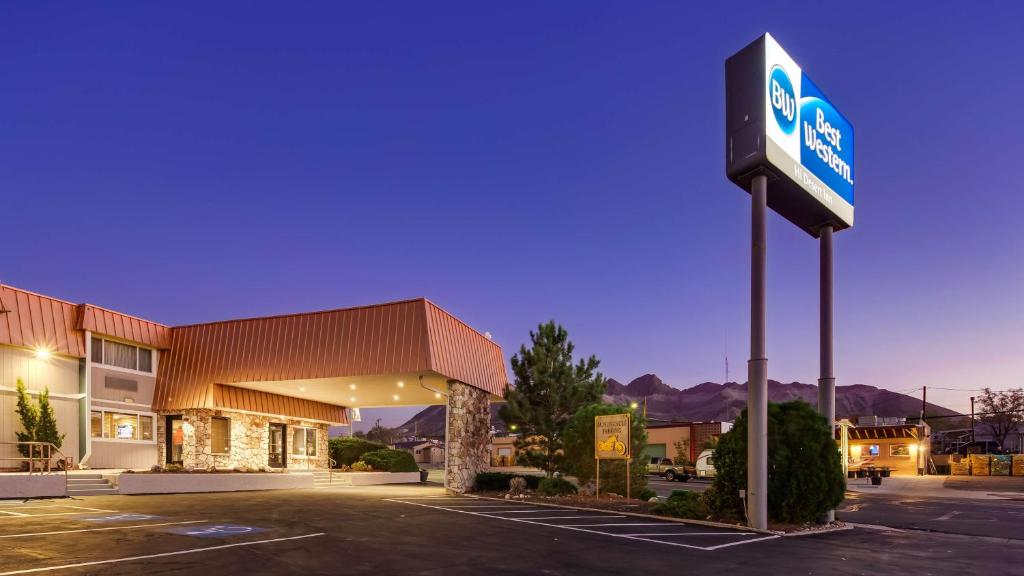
[3,2,1022,427]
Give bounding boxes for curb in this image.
[469,494,778,535]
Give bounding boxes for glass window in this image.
[104,412,139,440]
[890,444,911,457]
[103,340,138,370]
[290,427,316,456]
[139,415,153,441]
[211,417,231,454]
[90,411,102,438]
[138,348,153,373]
[306,428,316,457]
[91,337,103,364]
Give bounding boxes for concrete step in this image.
[67,474,104,480]
[67,482,112,489]
[68,488,118,496]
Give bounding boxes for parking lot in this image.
[1,484,1022,575]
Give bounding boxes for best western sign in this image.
[726,33,855,236]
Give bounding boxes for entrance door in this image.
[269,423,287,468]
[166,415,184,465]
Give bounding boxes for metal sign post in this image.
[748,175,769,531]
[818,224,836,522]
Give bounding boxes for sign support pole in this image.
[748,174,768,531]
[818,223,836,523]
[595,458,600,499]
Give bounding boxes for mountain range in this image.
[397,374,959,437]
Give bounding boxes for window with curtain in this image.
[103,340,138,371]
[138,348,153,373]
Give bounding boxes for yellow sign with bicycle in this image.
[594,413,631,460]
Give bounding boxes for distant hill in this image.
[398,374,960,436]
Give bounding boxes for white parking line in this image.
[0,520,210,539]
[527,515,627,520]
[0,510,117,519]
[933,510,961,521]
[386,498,776,551]
[0,533,327,575]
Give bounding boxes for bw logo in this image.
[769,65,796,134]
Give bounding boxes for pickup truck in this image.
[647,457,694,482]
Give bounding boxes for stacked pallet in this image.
[970,454,991,476]
[991,455,1012,476]
[950,454,971,475]
[1013,455,1024,476]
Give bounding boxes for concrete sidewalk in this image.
[847,475,1024,500]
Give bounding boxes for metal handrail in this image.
[0,442,73,487]
[329,456,337,484]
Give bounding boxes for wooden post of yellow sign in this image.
[594,413,631,500]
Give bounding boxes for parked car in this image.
[695,449,716,478]
[647,457,694,482]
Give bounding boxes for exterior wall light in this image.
[349,396,356,403]
[349,384,357,390]
[34,347,52,360]
[393,394,400,401]
[397,381,405,388]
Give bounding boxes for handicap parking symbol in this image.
[82,513,162,522]
[163,524,266,538]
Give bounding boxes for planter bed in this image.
[330,471,421,486]
[118,472,313,495]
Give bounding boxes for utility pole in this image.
[747,174,768,531]
[920,386,927,423]
[970,396,976,444]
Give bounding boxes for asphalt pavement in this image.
[0,483,1020,575]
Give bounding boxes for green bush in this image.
[359,449,419,473]
[652,489,708,519]
[536,477,578,497]
[329,437,386,467]
[636,488,657,501]
[562,402,648,497]
[350,461,372,472]
[474,472,541,491]
[708,400,845,524]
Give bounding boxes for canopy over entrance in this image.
[153,298,507,423]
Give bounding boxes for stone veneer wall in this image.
[445,381,491,493]
[156,410,329,470]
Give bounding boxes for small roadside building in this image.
[838,420,930,476]
[394,439,444,465]
[645,422,723,463]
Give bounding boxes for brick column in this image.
[445,381,490,493]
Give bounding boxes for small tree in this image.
[36,387,66,450]
[563,403,648,496]
[673,439,691,465]
[707,401,845,524]
[499,321,606,477]
[976,388,1024,451]
[14,379,39,458]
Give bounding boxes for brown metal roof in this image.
[77,304,172,349]
[843,425,922,441]
[153,298,507,416]
[213,384,348,424]
[0,285,85,357]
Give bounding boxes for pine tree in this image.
[14,378,39,458]
[499,321,606,477]
[35,387,65,450]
